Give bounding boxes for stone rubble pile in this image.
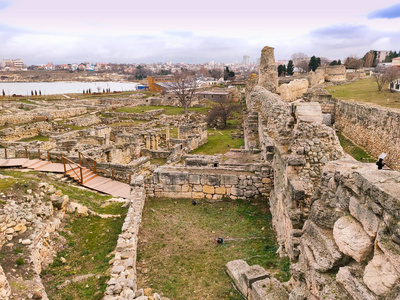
[0,180,69,300]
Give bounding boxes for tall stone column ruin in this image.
[258,46,278,93]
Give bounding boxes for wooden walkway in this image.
[0,158,131,199]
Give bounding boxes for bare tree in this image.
[372,71,387,92]
[206,98,240,129]
[167,73,199,114]
[344,56,364,69]
[291,52,309,73]
[210,68,223,80]
[385,66,400,92]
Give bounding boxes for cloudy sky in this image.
[0,0,399,64]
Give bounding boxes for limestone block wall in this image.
[277,79,309,101]
[0,112,35,126]
[323,65,347,82]
[69,114,102,127]
[0,121,53,141]
[110,109,165,120]
[290,159,400,300]
[335,100,400,171]
[146,166,273,200]
[307,68,325,87]
[44,107,87,120]
[104,176,168,300]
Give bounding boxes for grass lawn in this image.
[137,198,290,300]
[41,184,127,299]
[337,132,376,163]
[20,135,50,142]
[190,121,244,155]
[326,78,400,108]
[115,105,210,115]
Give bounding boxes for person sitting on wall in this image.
[376,158,385,170]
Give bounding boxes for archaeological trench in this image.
[1,46,400,300]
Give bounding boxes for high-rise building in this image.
[243,55,250,65]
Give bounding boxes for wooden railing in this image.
[61,155,83,184]
[78,151,97,173]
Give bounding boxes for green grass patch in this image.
[41,214,125,300]
[326,78,400,108]
[53,183,125,215]
[337,132,376,162]
[190,122,243,155]
[20,135,49,142]
[137,198,289,299]
[150,158,167,166]
[115,105,210,115]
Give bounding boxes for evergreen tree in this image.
[330,60,338,66]
[277,65,284,77]
[338,59,342,65]
[308,56,321,72]
[286,60,294,75]
[283,64,287,76]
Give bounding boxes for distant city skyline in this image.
[0,0,399,65]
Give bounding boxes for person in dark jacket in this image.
[376,158,385,170]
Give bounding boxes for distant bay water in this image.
[0,81,138,96]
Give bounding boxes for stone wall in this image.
[0,181,68,299]
[322,65,347,82]
[335,100,400,171]
[104,176,168,300]
[277,79,309,101]
[69,114,101,127]
[0,121,54,141]
[146,166,273,200]
[290,159,400,300]
[258,46,278,93]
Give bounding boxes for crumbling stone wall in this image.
[335,100,400,171]
[258,46,278,93]
[0,121,54,141]
[322,65,347,82]
[277,79,309,101]
[290,159,400,300]
[68,114,101,127]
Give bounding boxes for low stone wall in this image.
[69,114,101,127]
[111,109,165,120]
[146,166,273,200]
[335,100,400,171]
[277,79,309,101]
[226,260,288,299]
[0,121,54,142]
[104,176,168,300]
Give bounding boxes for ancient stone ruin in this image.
[1,45,400,300]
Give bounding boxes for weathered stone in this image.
[349,196,380,237]
[250,277,289,300]
[309,200,344,229]
[336,265,377,300]
[215,186,226,195]
[301,220,344,272]
[202,185,214,194]
[333,216,373,262]
[258,46,278,93]
[363,250,399,296]
[226,260,250,296]
[241,265,269,296]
